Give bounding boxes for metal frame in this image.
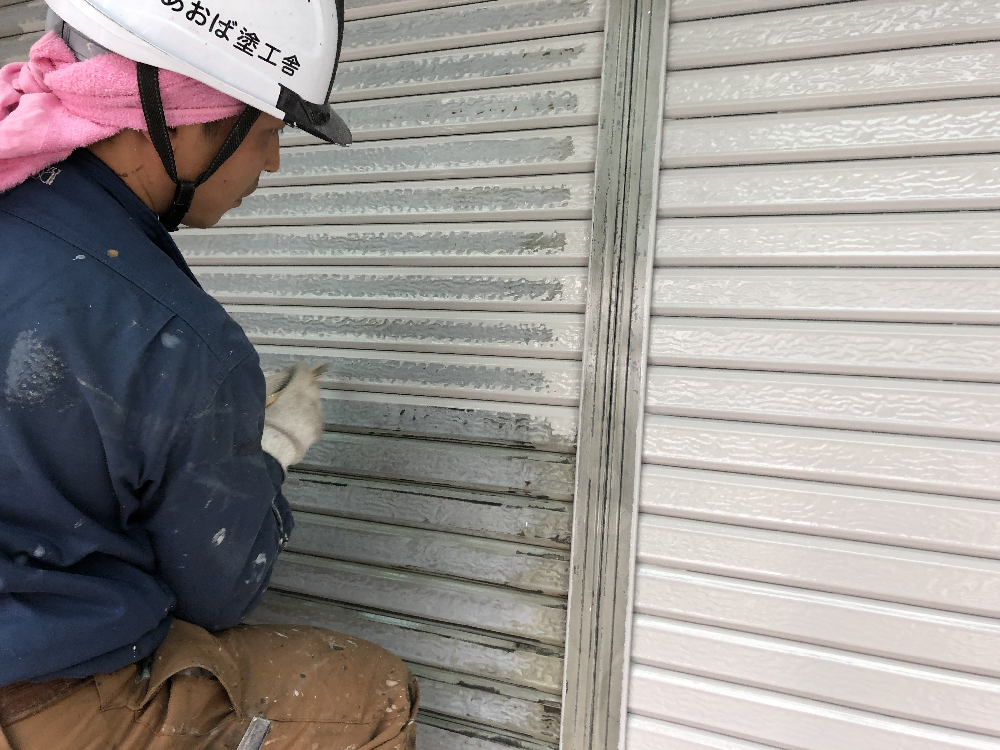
[560,1,670,748]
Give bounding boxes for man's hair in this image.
[201,108,260,141]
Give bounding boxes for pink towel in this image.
[0,32,245,193]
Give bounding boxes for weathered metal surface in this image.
[643,415,1000,502]
[264,127,598,186]
[287,512,570,595]
[281,81,601,144]
[635,566,1000,681]
[640,465,1000,560]
[344,0,484,23]
[234,308,584,358]
[0,30,37,63]
[249,591,565,694]
[331,32,604,102]
[342,0,605,62]
[650,268,1000,324]
[270,552,568,644]
[663,99,1000,169]
[633,615,1000,737]
[316,392,579,451]
[0,0,42,39]
[660,155,1000,217]
[177,222,592,267]
[256,346,582,405]
[647,318,1000,383]
[666,42,1000,118]
[638,515,1000,619]
[199,267,588,311]
[302,432,577,500]
[670,0,853,23]
[413,664,561,741]
[654,214,1000,267]
[629,664,1000,750]
[419,722,555,750]
[669,0,1000,71]
[284,474,572,547]
[220,175,595,226]
[645,367,1000,441]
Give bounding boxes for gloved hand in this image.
[261,363,325,471]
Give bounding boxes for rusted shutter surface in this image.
[630,1,1000,748]
[0,1,607,747]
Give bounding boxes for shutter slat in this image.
[670,0,853,23]
[666,43,1000,118]
[271,553,567,644]
[177,222,592,267]
[0,0,42,40]
[235,308,583,357]
[651,268,1000,324]
[257,346,582,405]
[287,513,570,595]
[633,615,1000,738]
[249,591,564,693]
[641,465,1000,559]
[648,318,1000,383]
[627,714,779,750]
[344,0,484,23]
[285,474,572,547]
[0,30,38,63]
[629,665,998,750]
[341,0,605,62]
[315,392,579,452]
[663,100,1000,169]
[222,175,595,226]
[660,156,1000,217]
[200,267,589,312]
[265,127,598,186]
[655,214,1000,267]
[291,80,602,143]
[636,566,1000,680]
[413,664,561,741]
[303,432,577,500]
[645,366,1000,441]
[669,0,1000,72]
[638,515,1000,618]
[332,32,604,102]
[643,415,1000,502]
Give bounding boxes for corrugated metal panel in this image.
[629,0,1000,747]
[0,0,603,745]
[181,1,602,746]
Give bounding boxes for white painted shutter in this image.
[629,1,1000,748]
[181,2,606,748]
[0,1,606,747]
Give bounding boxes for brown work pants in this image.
[0,620,418,750]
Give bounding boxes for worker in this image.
[0,1,417,748]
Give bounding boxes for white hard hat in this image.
[45,0,351,147]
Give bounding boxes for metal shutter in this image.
[0,1,607,747]
[0,0,44,64]
[179,2,606,748]
[628,1,1000,748]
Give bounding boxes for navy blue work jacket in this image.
[0,150,293,685]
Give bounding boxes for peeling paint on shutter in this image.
[629,1,1000,747]
[184,1,602,747]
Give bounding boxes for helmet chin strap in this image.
[136,63,261,232]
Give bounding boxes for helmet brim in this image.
[293,105,352,146]
[277,85,352,146]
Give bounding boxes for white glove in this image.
[261,363,325,471]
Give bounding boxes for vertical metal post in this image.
[560,1,670,748]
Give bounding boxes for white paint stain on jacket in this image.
[4,330,66,405]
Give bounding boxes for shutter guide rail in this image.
[561,1,669,748]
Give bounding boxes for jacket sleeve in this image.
[135,339,295,632]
